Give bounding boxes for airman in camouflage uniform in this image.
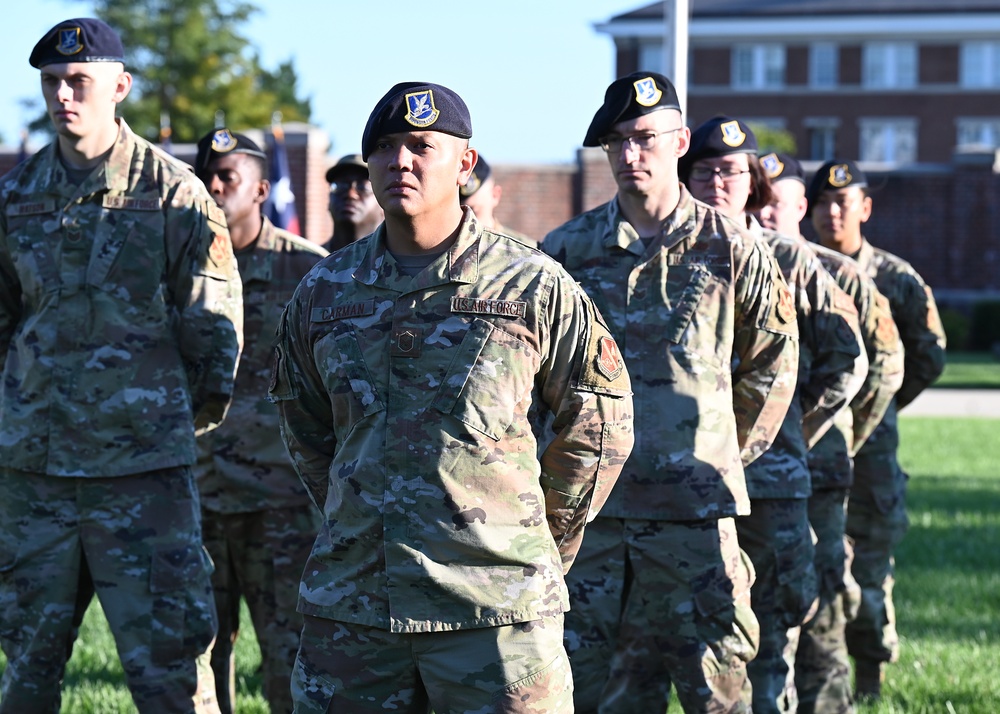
[543,74,799,714]
[0,18,242,714]
[759,153,905,714]
[682,123,866,714]
[269,81,634,713]
[808,159,946,701]
[193,129,327,714]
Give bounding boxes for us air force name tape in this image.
[584,72,681,147]
[30,17,125,69]
[362,82,473,160]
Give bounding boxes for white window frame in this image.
[810,43,839,89]
[862,42,917,89]
[859,118,918,164]
[732,44,785,90]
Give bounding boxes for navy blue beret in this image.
[807,159,868,208]
[459,155,491,198]
[761,152,804,184]
[362,82,472,160]
[583,72,681,147]
[687,116,758,161]
[30,18,125,69]
[194,128,268,178]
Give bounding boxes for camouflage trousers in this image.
[845,450,909,664]
[0,466,219,714]
[201,503,320,714]
[291,614,572,713]
[794,487,857,714]
[736,498,817,714]
[563,517,758,714]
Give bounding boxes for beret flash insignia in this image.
[761,153,783,179]
[405,90,440,128]
[721,120,747,148]
[211,129,238,153]
[57,27,84,56]
[633,77,663,107]
[829,164,852,187]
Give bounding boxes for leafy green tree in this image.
[749,124,797,155]
[30,0,311,141]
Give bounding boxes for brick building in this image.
[596,0,1000,165]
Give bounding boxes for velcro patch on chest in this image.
[6,199,56,216]
[102,195,163,211]
[450,296,526,319]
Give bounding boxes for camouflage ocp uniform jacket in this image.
[196,217,327,513]
[853,238,946,457]
[0,120,243,478]
[809,243,905,489]
[269,209,634,633]
[542,187,798,522]
[744,222,866,500]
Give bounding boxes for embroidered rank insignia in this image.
[404,90,440,128]
[633,77,662,107]
[828,164,852,187]
[721,120,747,147]
[392,327,422,357]
[57,27,84,56]
[776,284,795,323]
[761,153,783,179]
[595,336,624,381]
[211,129,238,153]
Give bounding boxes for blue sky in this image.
[2,0,644,164]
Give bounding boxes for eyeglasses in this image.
[687,166,751,182]
[331,179,372,196]
[599,128,683,153]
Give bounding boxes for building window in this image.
[957,118,1000,147]
[810,43,838,88]
[638,41,664,75]
[961,42,1000,87]
[809,127,837,160]
[862,42,917,89]
[732,44,785,89]
[860,119,917,163]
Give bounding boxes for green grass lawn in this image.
[1,416,997,712]
[934,351,1000,389]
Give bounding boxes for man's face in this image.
[603,109,689,198]
[460,177,501,227]
[811,186,872,253]
[328,167,380,225]
[758,179,808,237]
[367,131,474,219]
[41,61,128,141]
[685,154,752,220]
[199,153,266,230]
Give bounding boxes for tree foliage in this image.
[38,0,311,142]
[749,123,797,155]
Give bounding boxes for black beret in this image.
[194,128,268,178]
[761,152,804,184]
[30,18,125,69]
[325,154,368,184]
[583,72,681,147]
[459,155,491,198]
[806,159,868,209]
[361,82,472,161]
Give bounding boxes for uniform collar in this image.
[236,216,279,283]
[604,184,701,254]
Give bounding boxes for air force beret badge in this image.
[828,163,852,187]
[211,129,238,153]
[57,27,84,56]
[405,90,440,128]
[633,77,663,107]
[721,120,747,148]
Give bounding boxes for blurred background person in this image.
[459,155,536,245]
[323,153,382,252]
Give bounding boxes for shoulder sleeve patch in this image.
[578,301,630,395]
[763,275,798,336]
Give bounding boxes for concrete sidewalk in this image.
[902,389,1000,418]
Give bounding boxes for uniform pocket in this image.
[433,318,539,441]
[290,653,337,713]
[149,544,217,665]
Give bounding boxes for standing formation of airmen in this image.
[0,15,948,714]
